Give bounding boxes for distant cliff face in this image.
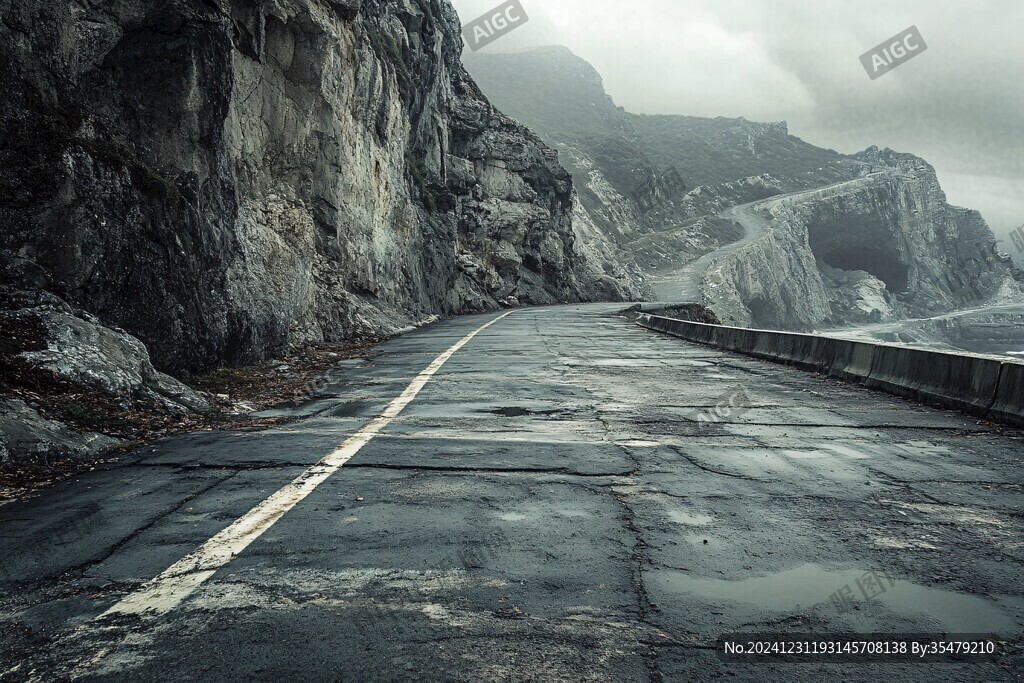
[462,46,673,262]
[0,1,641,373]
[703,148,1022,329]
[462,47,1020,327]
[462,47,867,280]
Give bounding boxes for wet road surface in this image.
[2,305,1022,681]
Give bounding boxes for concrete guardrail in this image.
[636,313,1023,427]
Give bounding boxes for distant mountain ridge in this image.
[461,45,866,271]
[463,45,860,193]
[463,45,1020,328]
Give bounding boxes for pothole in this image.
[485,406,563,418]
[652,563,1016,633]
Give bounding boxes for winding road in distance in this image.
[650,173,886,303]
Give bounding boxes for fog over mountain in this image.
[463,46,1019,340]
[451,0,1024,260]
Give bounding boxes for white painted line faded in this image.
[102,311,513,618]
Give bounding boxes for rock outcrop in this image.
[0,398,121,469]
[702,149,1022,329]
[462,47,868,284]
[0,289,210,467]
[0,0,641,376]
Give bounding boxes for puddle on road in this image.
[330,400,373,417]
[667,510,714,526]
[496,507,592,523]
[499,512,528,522]
[484,406,563,418]
[587,359,665,367]
[615,440,662,447]
[654,564,1015,633]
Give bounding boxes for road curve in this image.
[1,304,1022,681]
[651,174,885,303]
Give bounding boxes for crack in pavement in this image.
[343,463,638,477]
[49,471,241,582]
[575,359,668,683]
[667,447,761,481]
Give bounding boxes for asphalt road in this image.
[823,302,1024,359]
[650,202,768,302]
[2,305,1022,681]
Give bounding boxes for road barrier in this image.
[636,314,1023,427]
[990,362,1024,426]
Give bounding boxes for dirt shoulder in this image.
[1,332,384,502]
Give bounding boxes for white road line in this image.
[101,311,513,618]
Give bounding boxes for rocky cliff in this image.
[0,0,641,376]
[462,48,1020,329]
[462,47,867,280]
[462,46,682,275]
[702,148,1022,329]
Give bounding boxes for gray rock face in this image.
[0,399,121,467]
[1,291,213,404]
[0,291,210,466]
[702,149,1022,329]
[0,0,639,375]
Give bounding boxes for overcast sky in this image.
[450,0,1024,253]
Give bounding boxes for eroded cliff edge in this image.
[702,148,1021,330]
[0,0,642,376]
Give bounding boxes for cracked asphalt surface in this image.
[1,304,1023,681]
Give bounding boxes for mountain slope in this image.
[462,46,865,210]
[629,115,855,191]
[463,46,1020,328]
[0,1,640,375]
[462,45,864,279]
[463,47,681,242]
